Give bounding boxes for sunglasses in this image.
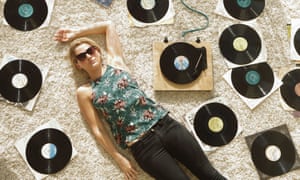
[75,46,97,61]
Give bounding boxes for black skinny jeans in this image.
[130,114,226,180]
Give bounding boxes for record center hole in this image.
[41,143,57,159]
[12,73,28,89]
[174,56,190,71]
[237,0,252,8]
[265,145,281,162]
[294,83,300,96]
[18,3,34,18]
[140,0,156,10]
[233,37,248,52]
[208,117,224,133]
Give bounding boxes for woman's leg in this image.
[159,115,227,180]
[130,130,190,180]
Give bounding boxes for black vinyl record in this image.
[127,0,169,23]
[159,42,206,84]
[250,130,296,177]
[219,24,262,65]
[293,29,300,56]
[223,0,265,21]
[280,69,300,110]
[26,128,72,174]
[4,0,48,31]
[0,59,42,103]
[231,62,274,99]
[193,102,238,146]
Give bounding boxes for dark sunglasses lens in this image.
[87,46,96,54]
[76,47,96,61]
[76,53,86,61]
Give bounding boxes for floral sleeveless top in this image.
[91,65,168,149]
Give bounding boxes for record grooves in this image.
[193,102,238,146]
[159,42,206,84]
[250,130,296,177]
[223,0,265,21]
[0,59,42,103]
[219,24,262,65]
[293,29,300,56]
[231,63,274,99]
[26,128,72,174]
[4,0,48,31]
[127,0,169,23]
[280,69,300,110]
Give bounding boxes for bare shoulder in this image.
[76,83,93,101]
[107,55,129,72]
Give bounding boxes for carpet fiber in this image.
[0,0,299,179]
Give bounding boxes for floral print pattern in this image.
[92,65,168,149]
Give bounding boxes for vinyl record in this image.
[193,102,238,146]
[223,0,265,21]
[219,24,262,65]
[280,69,300,110]
[250,130,296,177]
[293,29,300,56]
[127,0,169,23]
[26,128,72,174]
[231,63,274,99]
[0,59,42,103]
[4,0,48,31]
[159,42,206,84]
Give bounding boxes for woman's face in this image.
[74,43,102,71]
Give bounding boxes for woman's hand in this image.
[114,153,138,180]
[53,28,77,42]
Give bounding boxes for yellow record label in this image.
[233,37,248,52]
[208,117,224,133]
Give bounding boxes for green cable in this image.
[180,0,209,37]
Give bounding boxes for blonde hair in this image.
[68,37,102,67]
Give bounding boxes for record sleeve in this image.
[26,128,72,174]
[219,23,264,67]
[280,68,300,111]
[3,0,55,30]
[183,97,242,152]
[290,19,300,61]
[245,124,300,179]
[0,59,42,103]
[231,63,274,99]
[0,55,48,111]
[96,0,113,7]
[4,0,48,31]
[127,0,175,27]
[15,120,77,180]
[223,0,265,21]
[223,62,282,109]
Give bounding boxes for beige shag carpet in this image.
[0,0,300,179]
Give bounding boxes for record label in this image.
[208,117,224,133]
[250,130,296,177]
[193,102,238,146]
[159,42,206,84]
[231,63,274,99]
[219,24,262,65]
[26,128,72,174]
[4,0,48,31]
[0,59,43,103]
[127,0,169,23]
[280,69,300,110]
[223,0,265,21]
[233,37,248,52]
